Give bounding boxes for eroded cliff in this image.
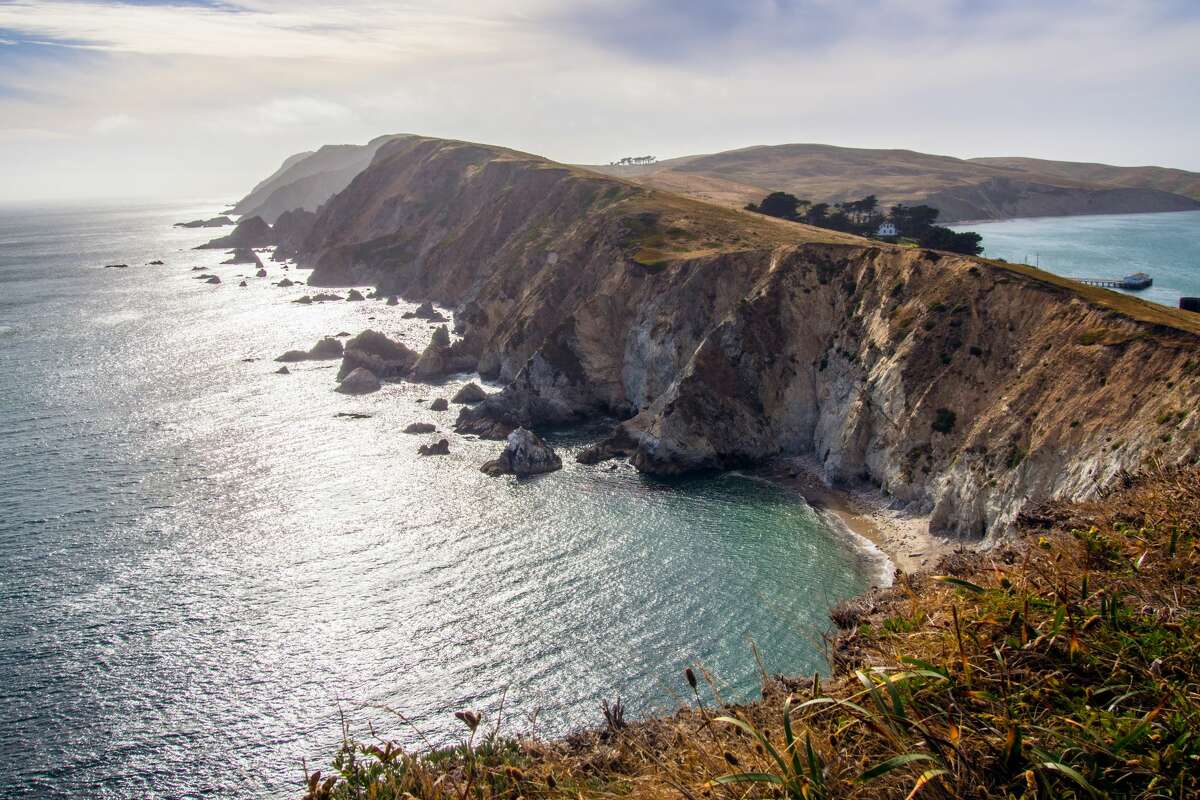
[291,136,1200,539]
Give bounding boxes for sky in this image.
[1,0,1198,202]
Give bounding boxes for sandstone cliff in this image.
[289,136,1200,539]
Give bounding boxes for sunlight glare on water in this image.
[0,202,880,798]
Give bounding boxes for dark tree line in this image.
[746,191,982,255]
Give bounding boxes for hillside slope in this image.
[287,136,1200,539]
[590,143,1200,222]
[973,155,1200,200]
[232,135,409,223]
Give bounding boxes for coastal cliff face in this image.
[293,137,1200,539]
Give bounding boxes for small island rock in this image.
[335,367,381,395]
[481,428,563,477]
[403,422,437,434]
[451,382,488,404]
[430,398,449,411]
[417,438,451,456]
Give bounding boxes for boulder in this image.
[481,428,563,477]
[256,268,268,278]
[275,336,343,362]
[198,215,274,249]
[403,422,437,434]
[294,295,313,305]
[451,382,488,404]
[205,275,222,284]
[346,289,365,301]
[222,248,262,266]
[335,367,381,395]
[191,266,207,271]
[308,337,345,359]
[275,366,290,375]
[418,438,451,456]
[411,325,473,380]
[277,278,295,287]
[430,398,449,411]
[238,280,247,287]
[337,329,419,380]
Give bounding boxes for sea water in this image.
[0,202,880,798]
[953,209,1200,308]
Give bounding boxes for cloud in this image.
[0,0,1197,202]
[91,113,136,133]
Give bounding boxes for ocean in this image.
[952,209,1200,308]
[0,202,880,798]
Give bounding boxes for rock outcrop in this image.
[337,330,419,380]
[451,382,488,404]
[276,336,344,362]
[198,216,275,250]
[346,289,365,301]
[410,325,474,380]
[176,216,234,228]
[418,438,451,456]
[335,367,381,395]
[430,398,449,412]
[271,135,1200,539]
[222,248,262,266]
[481,428,563,477]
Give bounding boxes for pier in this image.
[1076,272,1153,290]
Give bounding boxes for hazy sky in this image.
[1,0,1198,202]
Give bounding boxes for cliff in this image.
[291,136,1200,539]
[231,135,409,223]
[589,143,1200,222]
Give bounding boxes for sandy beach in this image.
[759,455,962,577]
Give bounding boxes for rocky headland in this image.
[222,135,1200,546]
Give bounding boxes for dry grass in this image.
[302,466,1200,800]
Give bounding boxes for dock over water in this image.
[1076,272,1153,290]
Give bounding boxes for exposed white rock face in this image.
[335,367,381,395]
[292,137,1200,541]
[481,428,563,477]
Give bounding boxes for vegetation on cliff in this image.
[745,191,983,255]
[301,466,1200,800]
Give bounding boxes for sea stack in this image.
[481,428,562,477]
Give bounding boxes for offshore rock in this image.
[198,215,274,249]
[223,248,262,266]
[337,330,418,380]
[451,382,488,404]
[335,367,380,395]
[417,438,450,456]
[275,336,343,362]
[481,428,563,477]
[346,289,365,301]
[403,422,437,434]
[430,398,449,411]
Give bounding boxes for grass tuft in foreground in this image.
[302,466,1200,799]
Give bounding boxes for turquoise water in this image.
[0,203,880,798]
[953,210,1200,308]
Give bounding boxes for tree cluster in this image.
[746,191,983,255]
[610,156,657,166]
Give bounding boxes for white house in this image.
[876,221,898,237]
